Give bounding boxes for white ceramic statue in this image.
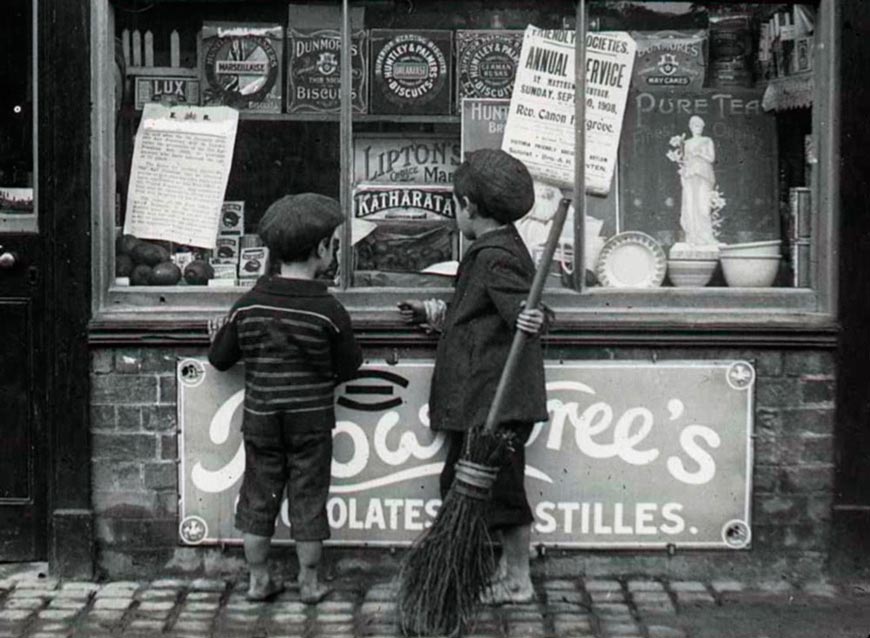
[679,115,718,247]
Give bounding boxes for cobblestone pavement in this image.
[0,563,868,638]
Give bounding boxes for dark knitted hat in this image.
[453,149,535,223]
[258,193,344,261]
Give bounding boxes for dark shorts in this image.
[439,421,535,531]
[235,430,333,541]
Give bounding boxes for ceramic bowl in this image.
[667,258,718,287]
[719,240,782,257]
[720,255,781,287]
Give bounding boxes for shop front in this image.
[6,0,867,581]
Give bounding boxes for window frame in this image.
[89,0,840,332]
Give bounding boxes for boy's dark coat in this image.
[429,224,548,432]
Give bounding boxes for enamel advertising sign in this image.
[178,360,753,549]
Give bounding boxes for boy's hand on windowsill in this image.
[397,300,427,325]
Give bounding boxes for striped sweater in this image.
[208,276,363,431]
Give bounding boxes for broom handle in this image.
[483,197,571,434]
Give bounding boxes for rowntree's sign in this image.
[178,360,753,549]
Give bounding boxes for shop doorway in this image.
[0,0,45,561]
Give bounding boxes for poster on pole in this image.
[123,104,239,248]
[502,27,636,195]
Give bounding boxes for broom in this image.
[398,197,571,637]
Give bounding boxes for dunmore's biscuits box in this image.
[370,29,453,115]
[631,30,708,91]
[286,5,367,113]
[199,22,283,113]
[455,30,523,107]
[287,28,368,113]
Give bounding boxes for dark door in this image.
[0,0,45,561]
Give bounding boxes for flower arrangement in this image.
[666,134,726,239]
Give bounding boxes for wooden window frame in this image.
[89,0,840,334]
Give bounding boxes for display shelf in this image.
[236,112,461,124]
[761,71,814,111]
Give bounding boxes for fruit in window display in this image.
[149,261,182,286]
[130,241,171,267]
[116,253,134,277]
[183,260,215,285]
[116,233,142,256]
[130,264,153,286]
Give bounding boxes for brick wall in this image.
[89,345,836,581]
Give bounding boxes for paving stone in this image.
[585,580,623,592]
[270,612,308,624]
[506,622,546,637]
[601,620,642,634]
[37,608,79,620]
[182,601,221,612]
[92,597,132,610]
[190,578,227,592]
[627,580,664,592]
[634,601,677,614]
[553,618,593,633]
[0,609,33,621]
[756,580,794,595]
[53,589,93,601]
[668,581,707,593]
[647,625,687,638]
[176,611,217,622]
[151,578,188,589]
[6,596,46,609]
[34,622,70,632]
[546,590,586,604]
[9,589,50,599]
[138,588,180,600]
[0,580,14,591]
[313,612,353,623]
[61,581,99,592]
[674,591,716,605]
[311,622,354,635]
[127,618,168,631]
[710,579,744,594]
[801,581,838,597]
[32,633,72,638]
[364,588,398,602]
[171,619,214,632]
[271,601,308,614]
[15,577,59,590]
[543,579,579,590]
[137,600,176,612]
[48,598,89,610]
[592,602,632,615]
[82,610,125,624]
[316,600,355,613]
[185,591,222,602]
[98,581,143,593]
[590,589,625,603]
[632,591,671,603]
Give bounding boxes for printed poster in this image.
[179,359,754,549]
[123,104,239,248]
[502,27,636,195]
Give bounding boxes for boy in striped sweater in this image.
[209,193,362,603]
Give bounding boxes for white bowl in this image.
[719,240,782,257]
[720,255,781,287]
[667,258,717,287]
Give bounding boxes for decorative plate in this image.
[596,231,667,288]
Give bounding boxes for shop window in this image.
[90,0,838,327]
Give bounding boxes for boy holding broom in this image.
[399,149,549,604]
[209,193,362,603]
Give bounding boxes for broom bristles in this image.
[397,429,516,637]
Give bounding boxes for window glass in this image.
[0,0,34,233]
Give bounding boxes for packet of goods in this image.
[239,247,270,279]
[219,201,244,235]
[212,236,239,265]
[352,184,456,274]
[630,30,707,91]
[199,23,283,113]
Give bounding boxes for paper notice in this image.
[502,27,636,195]
[123,104,239,248]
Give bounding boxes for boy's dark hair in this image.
[258,193,343,262]
[452,149,535,223]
